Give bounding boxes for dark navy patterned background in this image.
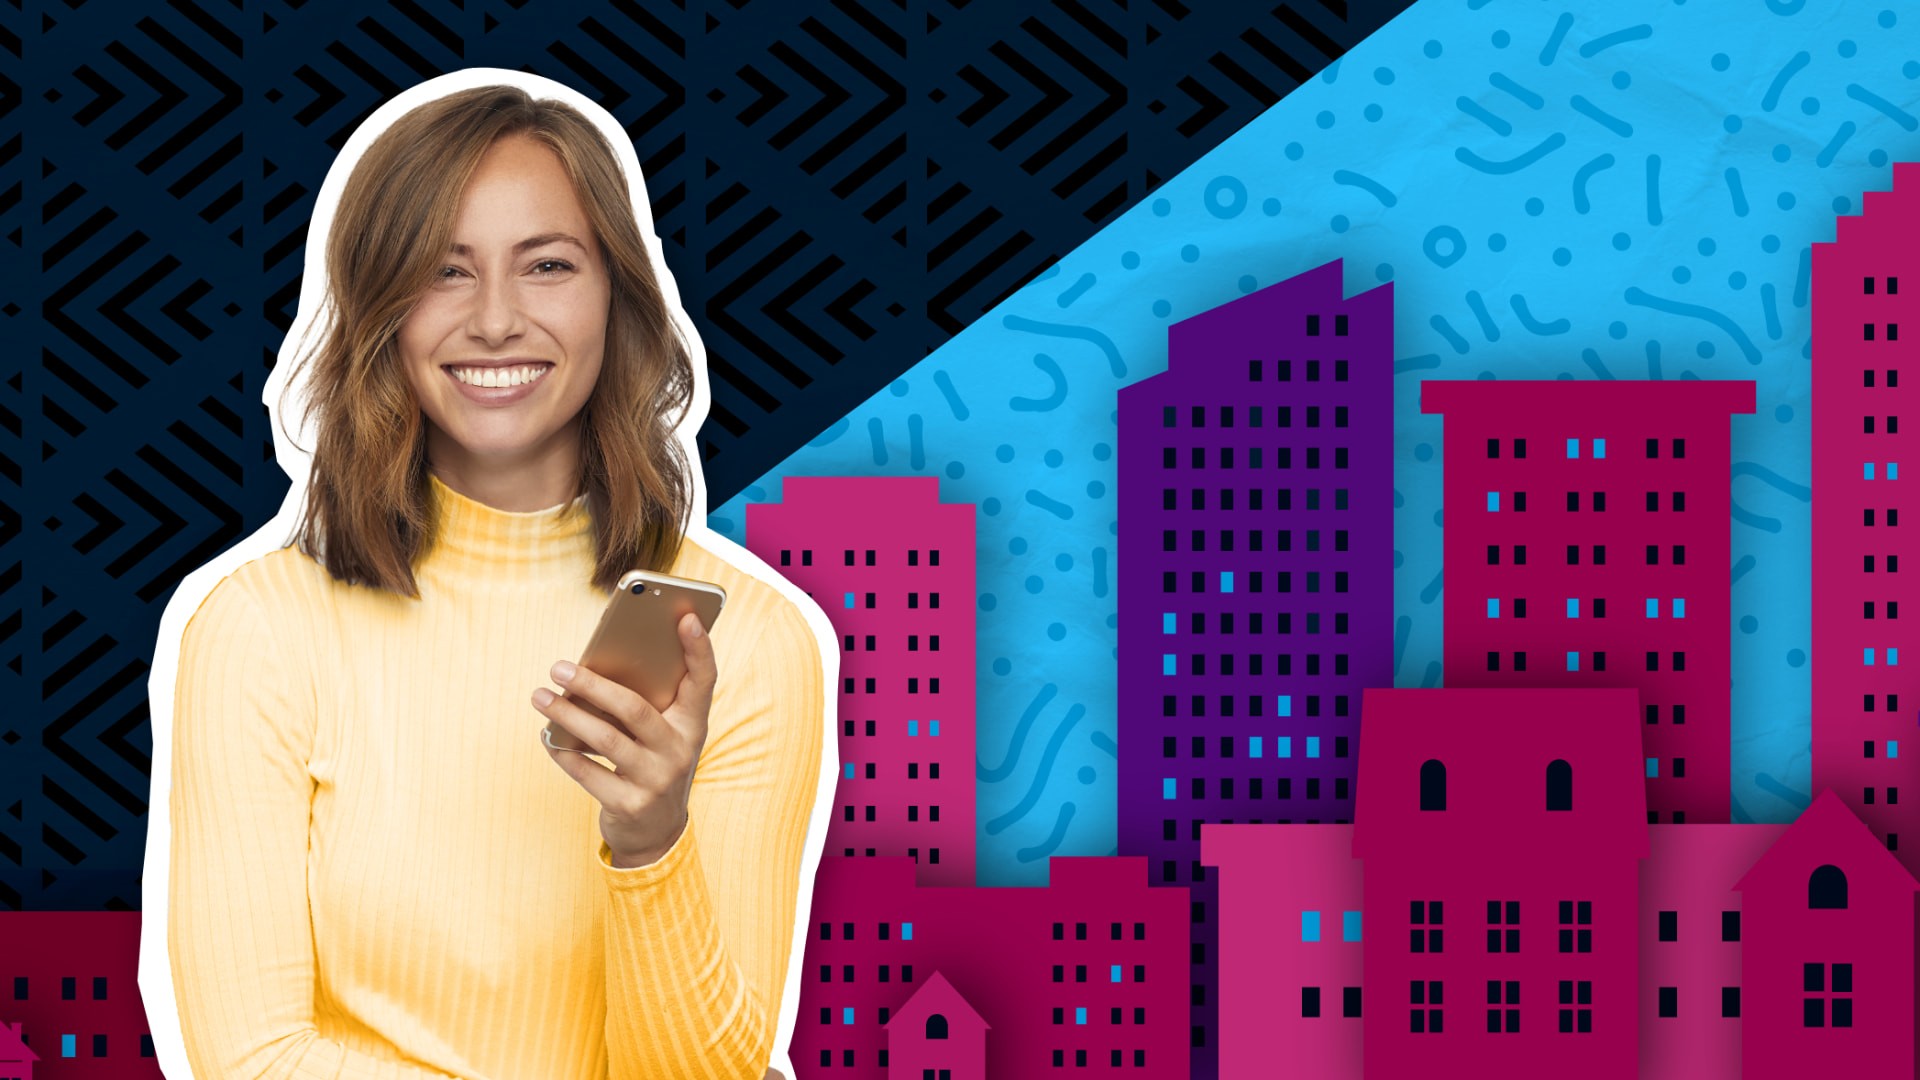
[3,0,1410,910]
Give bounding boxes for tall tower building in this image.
[1422,380,1756,823]
[1117,259,1394,1075]
[746,476,976,885]
[1811,161,1920,872]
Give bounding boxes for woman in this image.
[164,83,823,1079]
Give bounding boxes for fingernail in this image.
[552,660,576,683]
[688,615,704,638]
[533,687,555,707]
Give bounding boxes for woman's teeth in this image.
[450,365,550,388]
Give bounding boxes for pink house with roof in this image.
[1811,162,1920,875]
[1421,379,1756,824]
[883,971,988,1080]
[1638,824,1786,1078]
[746,476,976,884]
[789,854,1188,1077]
[0,1021,37,1080]
[1355,687,1647,1078]
[1200,824,1361,1079]
[1735,789,1920,1077]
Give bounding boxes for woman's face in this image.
[397,133,610,485]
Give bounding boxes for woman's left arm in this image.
[573,601,824,1079]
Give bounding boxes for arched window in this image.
[1419,760,1447,811]
[926,1013,949,1040]
[1808,864,1849,910]
[1546,759,1573,811]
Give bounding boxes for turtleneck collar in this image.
[423,471,593,580]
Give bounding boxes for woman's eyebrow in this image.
[448,233,587,256]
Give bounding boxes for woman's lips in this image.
[443,364,552,406]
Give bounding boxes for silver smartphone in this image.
[543,569,727,755]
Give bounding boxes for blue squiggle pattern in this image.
[714,0,1917,881]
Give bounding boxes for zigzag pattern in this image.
[5,0,1409,918]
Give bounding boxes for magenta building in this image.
[1421,380,1757,823]
[1811,162,1920,872]
[1355,687,1647,1079]
[746,476,976,885]
[1734,790,1919,1077]
[1116,259,1394,1072]
[1638,824,1785,1078]
[788,855,1188,1077]
[0,911,158,1075]
[1200,824,1361,1079]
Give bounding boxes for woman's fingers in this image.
[667,612,718,728]
[534,686,658,783]
[551,659,673,750]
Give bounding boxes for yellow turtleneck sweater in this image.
[166,473,824,1079]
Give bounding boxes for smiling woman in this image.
[157,80,827,1080]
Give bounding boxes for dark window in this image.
[1420,760,1447,811]
[1722,911,1741,942]
[1658,987,1677,1018]
[1514,438,1527,458]
[1658,911,1677,942]
[1335,314,1349,336]
[1344,986,1362,1017]
[1809,864,1848,909]
[1307,314,1321,336]
[1303,986,1322,1017]
[1546,760,1572,811]
[1723,986,1741,1017]
[62,976,75,1000]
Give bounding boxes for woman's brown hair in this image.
[281,84,694,598]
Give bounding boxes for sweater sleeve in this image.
[597,597,825,1079]
[168,568,465,1080]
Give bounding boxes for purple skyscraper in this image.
[1116,259,1394,1075]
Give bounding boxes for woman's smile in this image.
[443,360,556,405]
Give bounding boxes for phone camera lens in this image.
[631,582,648,596]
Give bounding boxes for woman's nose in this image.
[467,271,526,344]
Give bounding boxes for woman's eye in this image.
[436,266,465,279]
[533,259,574,275]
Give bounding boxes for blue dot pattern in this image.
[710,0,1920,885]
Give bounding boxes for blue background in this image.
[713,0,1920,887]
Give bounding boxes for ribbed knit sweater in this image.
[167,472,824,1079]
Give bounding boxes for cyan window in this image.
[1076,1007,1088,1025]
[902,922,913,940]
[1163,777,1176,799]
[1567,651,1581,672]
[1567,438,1580,458]
[1595,438,1607,458]
[931,720,941,736]
[1111,965,1122,983]
[1645,598,1659,618]
[1302,911,1322,942]
[844,763,855,780]
[1487,491,1501,512]
[62,1034,75,1058]
[1343,911,1362,942]
[843,592,855,608]
[1221,571,1235,593]
[1279,736,1294,758]
[1647,758,1660,778]
[1866,462,1877,480]
[1163,654,1176,676]
[908,720,919,736]
[1487,598,1501,618]
[1567,598,1580,619]
[1866,648,1877,666]
[1250,736,1264,758]
[1278,695,1293,717]
[1163,612,1176,634]
[843,1007,854,1025]
[1307,736,1322,759]
[1673,598,1686,618]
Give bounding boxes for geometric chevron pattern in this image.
[3,0,1411,911]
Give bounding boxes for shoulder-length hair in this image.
[282,84,694,599]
